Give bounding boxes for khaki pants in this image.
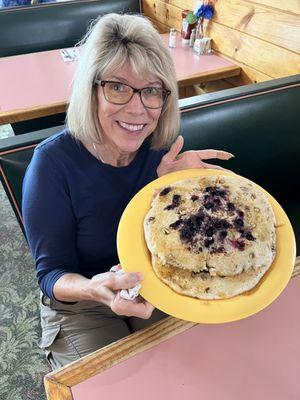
[39,294,167,370]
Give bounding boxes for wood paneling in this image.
[142,0,182,30]
[212,0,300,53]
[207,22,300,78]
[252,0,300,15]
[142,0,300,92]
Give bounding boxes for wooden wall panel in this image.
[141,0,300,92]
[206,22,300,78]
[142,0,182,31]
[252,0,300,15]
[212,0,300,53]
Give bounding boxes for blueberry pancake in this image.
[144,175,276,299]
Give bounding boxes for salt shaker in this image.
[169,28,177,48]
[189,28,196,47]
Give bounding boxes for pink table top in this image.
[0,36,240,123]
[72,277,300,400]
[0,49,76,115]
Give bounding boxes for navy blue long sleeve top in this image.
[22,130,165,299]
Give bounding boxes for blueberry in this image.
[160,187,171,196]
[221,220,230,229]
[186,222,195,232]
[180,228,193,242]
[164,204,174,210]
[196,212,205,221]
[234,218,244,228]
[213,219,222,229]
[187,215,202,230]
[204,237,214,247]
[195,216,203,226]
[172,194,181,207]
[215,189,226,198]
[220,230,227,239]
[165,194,181,210]
[237,241,245,250]
[204,202,213,210]
[169,220,182,229]
[237,210,244,218]
[205,227,214,237]
[227,202,235,211]
[211,246,225,254]
[245,232,255,241]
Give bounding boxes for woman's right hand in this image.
[88,266,154,319]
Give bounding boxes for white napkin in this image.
[60,48,79,62]
[110,265,141,300]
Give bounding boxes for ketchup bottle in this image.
[181,10,197,45]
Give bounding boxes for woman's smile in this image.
[117,120,147,134]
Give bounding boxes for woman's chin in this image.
[118,135,148,154]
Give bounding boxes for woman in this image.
[22,13,233,370]
[0,0,53,8]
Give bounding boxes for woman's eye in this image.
[145,87,160,96]
[110,83,125,92]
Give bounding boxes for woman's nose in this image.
[125,91,146,112]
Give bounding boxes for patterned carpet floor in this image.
[0,177,50,399]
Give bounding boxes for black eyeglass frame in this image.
[95,79,171,109]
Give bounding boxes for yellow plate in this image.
[117,169,296,323]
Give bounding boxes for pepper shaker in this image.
[169,28,177,48]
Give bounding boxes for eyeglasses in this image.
[95,80,171,109]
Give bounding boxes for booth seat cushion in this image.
[0,0,141,57]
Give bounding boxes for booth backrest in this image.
[0,74,299,253]
[0,0,141,57]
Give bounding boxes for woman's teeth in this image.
[118,121,145,131]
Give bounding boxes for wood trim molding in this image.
[44,257,300,399]
[177,65,241,87]
[44,379,73,400]
[0,102,67,125]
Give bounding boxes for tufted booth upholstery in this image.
[0,0,141,57]
[0,74,299,253]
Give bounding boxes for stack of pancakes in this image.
[144,175,276,299]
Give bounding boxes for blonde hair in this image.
[67,13,179,149]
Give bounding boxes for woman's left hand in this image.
[157,135,234,177]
